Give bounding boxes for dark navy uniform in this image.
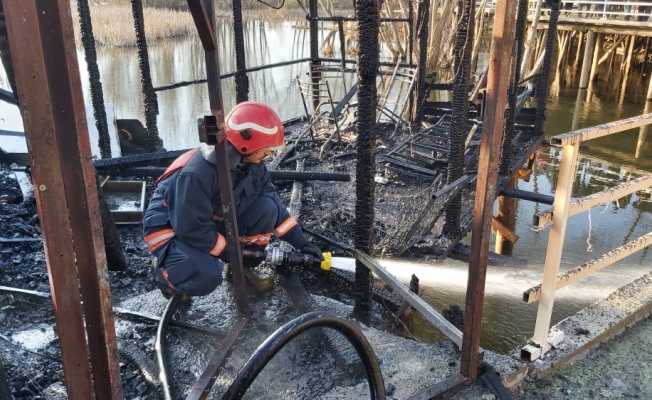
[143,144,309,296]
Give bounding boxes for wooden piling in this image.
[589,33,602,83]
[637,101,651,158]
[495,178,517,255]
[574,31,583,68]
[579,31,595,89]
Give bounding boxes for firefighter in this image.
[143,102,323,296]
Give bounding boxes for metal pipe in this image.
[155,295,181,400]
[188,0,249,312]
[499,187,554,204]
[415,0,431,120]
[221,312,386,400]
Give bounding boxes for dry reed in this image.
[72,4,196,48]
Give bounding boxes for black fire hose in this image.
[155,294,182,400]
[221,312,386,400]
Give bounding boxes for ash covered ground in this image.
[0,122,463,399]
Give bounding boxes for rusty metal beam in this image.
[461,0,518,381]
[406,373,469,400]
[2,1,123,398]
[523,230,652,303]
[186,318,247,400]
[187,0,216,51]
[189,0,248,312]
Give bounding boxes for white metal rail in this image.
[478,0,652,21]
[521,113,652,361]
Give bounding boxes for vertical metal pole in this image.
[415,0,430,120]
[352,0,379,324]
[532,143,579,346]
[460,0,517,381]
[188,0,249,313]
[579,30,595,89]
[3,1,123,398]
[408,0,414,117]
[232,0,249,103]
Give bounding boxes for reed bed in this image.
[72,4,196,47]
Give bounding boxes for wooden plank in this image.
[532,143,579,348]
[533,174,652,227]
[551,113,652,146]
[354,251,464,347]
[524,231,652,303]
[570,174,652,215]
[491,216,519,243]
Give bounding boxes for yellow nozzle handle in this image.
[320,252,332,271]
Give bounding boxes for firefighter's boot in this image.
[244,268,274,292]
[224,264,274,292]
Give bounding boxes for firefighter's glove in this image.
[300,242,324,261]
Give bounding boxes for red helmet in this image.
[225,101,285,155]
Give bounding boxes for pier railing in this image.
[480,0,652,21]
[521,113,652,361]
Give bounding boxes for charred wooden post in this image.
[352,0,379,324]
[130,0,162,151]
[188,0,249,313]
[499,0,528,176]
[533,0,560,136]
[0,355,12,400]
[309,0,321,109]
[4,1,123,397]
[76,0,111,159]
[232,0,249,102]
[579,30,595,89]
[415,0,430,120]
[461,0,517,380]
[444,0,475,233]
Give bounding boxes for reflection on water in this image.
[1,19,651,355]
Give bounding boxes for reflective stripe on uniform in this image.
[240,233,272,246]
[162,269,177,290]
[144,228,175,252]
[210,234,227,256]
[274,217,298,237]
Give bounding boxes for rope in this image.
[586,208,593,252]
